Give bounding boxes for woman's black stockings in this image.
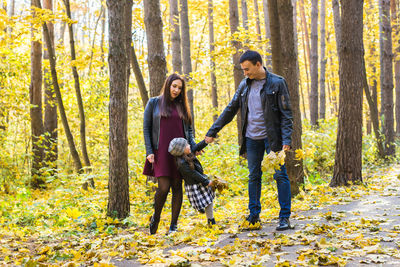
[153,176,182,226]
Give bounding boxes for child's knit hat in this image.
[168,138,188,156]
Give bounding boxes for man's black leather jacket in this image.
[206,70,293,155]
[143,96,196,156]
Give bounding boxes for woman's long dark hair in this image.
[159,73,192,125]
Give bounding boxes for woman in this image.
[143,73,195,235]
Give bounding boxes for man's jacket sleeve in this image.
[206,81,244,137]
[277,80,293,147]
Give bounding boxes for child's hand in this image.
[208,180,216,191]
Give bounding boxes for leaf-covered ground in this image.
[1,159,400,266]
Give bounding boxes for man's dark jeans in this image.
[246,137,291,218]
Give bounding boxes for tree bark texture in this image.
[332,0,341,63]
[241,0,249,30]
[274,0,304,196]
[381,0,395,156]
[144,0,167,97]
[253,0,262,41]
[331,0,364,187]
[43,0,57,169]
[309,0,319,126]
[208,0,218,122]
[319,0,326,120]
[170,0,182,74]
[391,0,400,135]
[267,0,281,74]
[30,0,45,188]
[180,0,194,127]
[35,0,83,176]
[262,0,272,69]
[379,1,385,119]
[229,0,245,146]
[100,3,106,70]
[131,44,149,108]
[107,0,130,219]
[64,0,91,176]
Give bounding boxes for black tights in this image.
[152,176,182,226]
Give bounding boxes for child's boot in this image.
[207,218,216,225]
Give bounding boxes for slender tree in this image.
[170,0,182,74]
[100,1,106,70]
[253,0,262,42]
[131,44,149,107]
[30,0,45,188]
[309,0,319,126]
[180,0,194,126]
[144,0,167,97]
[330,0,364,187]
[36,0,83,175]
[63,0,93,189]
[208,0,218,122]
[332,0,341,63]
[269,0,304,195]
[319,0,326,120]
[229,0,245,146]
[107,0,130,219]
[391,0,400,135]
[43,0,57,171]
[241,0,249,30]
[262,0,272,69]
[381,0,395,156]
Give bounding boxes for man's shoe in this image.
[276,217,292,231]
[246,214,261,225]
[207,218,216,225]
[168,223,178,234]
[149,216,159,235]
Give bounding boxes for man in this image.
[205,50,293,231]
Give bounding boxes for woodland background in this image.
[0,0,400,265]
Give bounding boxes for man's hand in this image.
[195,150,204,156]
[205,136,215,144]
[282,145,290,151]
[147,154,155,163]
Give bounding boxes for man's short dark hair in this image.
[239,50,263,65]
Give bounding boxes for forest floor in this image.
[115,165,400,266]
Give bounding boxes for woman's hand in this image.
[147,154,155,163]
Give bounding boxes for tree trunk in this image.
[309,0,319,126]
[100,2,106,70]
[319,0,326,120]
[269,0,304,196]
[392,0,400,135]
[241,0,249,30]
[36,0,83,175]
[43,0,57,173]
[131,44,149,108]
[88,5,104,76]
[107,0,130,219]
[299,0,311,74]
[208,0,218,122]
[363,59,386,158]
[170,0,182,74]
[180,0,195,128]
[229,0,245,146]
[30,0,45,188]
[253,0,262,41]
[125,0,132,95]
[381,0,395,156]
[63,0,92,189]
[144,0,167,97]
[332,0,341,63]
[379,0,385,120]
[262,0,272,69]
[330,0,364,187]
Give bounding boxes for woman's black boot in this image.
[149,216,159,235]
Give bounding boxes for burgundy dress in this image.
[143,104,184,179]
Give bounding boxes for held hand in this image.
[195,150,204,156]
[147,154,155,163]
[205,136,215,144]
[282,145,290,151]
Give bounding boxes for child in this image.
[168,137,216,225]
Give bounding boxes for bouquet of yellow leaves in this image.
[239,216,262,230]
[261,150,286,172]
[210,176,228,193]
